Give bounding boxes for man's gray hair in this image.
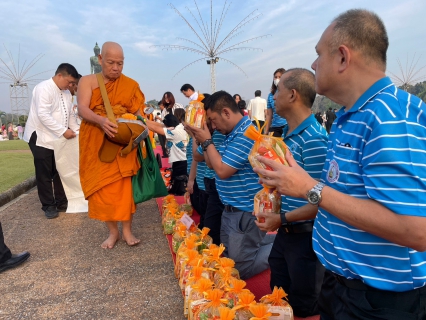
[282,68,316,108]
[330,9,388,70]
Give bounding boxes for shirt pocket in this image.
[328,145,362,193]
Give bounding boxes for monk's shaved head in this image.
[101,41,124,57]
[99,41,124,80]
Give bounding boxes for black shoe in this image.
[45,207,59,219]
[0,252,30,273]
[56,205,68,212]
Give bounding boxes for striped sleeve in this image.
[267,93,274,109]
[222,136,254,170]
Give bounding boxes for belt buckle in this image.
[283,224,293,233]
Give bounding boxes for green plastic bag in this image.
[132,135,168,204]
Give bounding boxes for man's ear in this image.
[338,45,351,72]
[222,108,231,118]
[289,89,297,103]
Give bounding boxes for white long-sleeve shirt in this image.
[24,78,79,149]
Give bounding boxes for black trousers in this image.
[0,222,12,263]
[28,132,67,211]
[319,270,426,320]
[189,179,206,228]
[268,228,325,318]
[203,177,224,245]
[158,133,168,156]
[325,121,333,134]
[269,126,284,138]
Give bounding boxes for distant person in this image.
[146,114,188,195]
[17,124,24,140]
[233,94,242,105]
[180,83,201,103]
[155,100,168,158]
[325,107,336,133]
[162,91,184,115]
[238,100,248,116]
[7,123,13,140]
[265,68,288,137]
[24,63,80,219]
[247,90,267,130]
[315,112,323,125]
[1,124,5,133]
[0,222,30,274]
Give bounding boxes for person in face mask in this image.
[265,68,287,137]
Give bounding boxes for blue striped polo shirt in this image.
[196,161,206,191]
[267,92,287,127]
[186,137,193,175]
[216,116,262,212]
[313,77,426,292]
[197,131,226,179]
[281,114,328,218]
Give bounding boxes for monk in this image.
[77,42,145,249]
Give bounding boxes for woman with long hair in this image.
[265,68,287,137]
[233,94,242,105]
[161,92,184,115]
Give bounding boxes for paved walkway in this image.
[0,189,185,320]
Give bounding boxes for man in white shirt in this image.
[180,83,198,102]
[247,90,267,129]
[24,63,80,219]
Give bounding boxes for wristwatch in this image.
[201,139,213,151]
[306,182,325,206]
[280,212,288,225]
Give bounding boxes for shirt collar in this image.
[189,91,198,101]
[49,77,68,94]
[283,114,317,138]
[346,76,394,113]
[226,116,250,138]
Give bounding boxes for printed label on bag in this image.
[180,213,195,229]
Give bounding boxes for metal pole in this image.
[210,60,216,93]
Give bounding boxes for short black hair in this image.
[205,90,239,114]
[180,84,195,92]
[238,100,246,110]
[282,68,316,108]
[173,108,185,123]
[255,90,261,97]
[201,93,211,104]
[163,114,180,127]
[55,63,79,79]
[158,100,163,106]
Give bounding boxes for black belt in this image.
[334,274,371,291]
[280,221,314,233]
[224,205,241,212]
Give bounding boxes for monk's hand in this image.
[63,129,76,139]
[254,211,282,232]
[254,150,317,198]
[184,123,211,144]
[100,117,118,138]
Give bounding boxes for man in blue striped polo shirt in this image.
[256,68,328,317]
[254,9,426,319]
[186,91,273,279]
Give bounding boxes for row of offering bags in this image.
[161,194,294,320]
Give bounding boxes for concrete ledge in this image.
[0,176,37,207]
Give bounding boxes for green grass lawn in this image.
[0,139,34,193]
[0,139,29,151]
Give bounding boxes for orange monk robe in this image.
[79,74,146,222]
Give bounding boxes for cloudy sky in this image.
[0,0,425,112]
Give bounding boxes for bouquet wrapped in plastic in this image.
[172,224,187,253]
[187,279,214,319]
[204,244,226,270]
[184,265,213,316]
[232,292,256,320]
[179,203,193,216]
[254,186,281,223]
[249,303,273,320]
[259,287,294,320]
[185,93,205,128]
[223,278,250,309]
[192,289,227,320]
[196,227,213,252]
[244,119,288,186]
[218,307,237,320]
[214,266,239,290]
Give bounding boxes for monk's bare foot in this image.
[122,233,141,246]
[101,233,119,249]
